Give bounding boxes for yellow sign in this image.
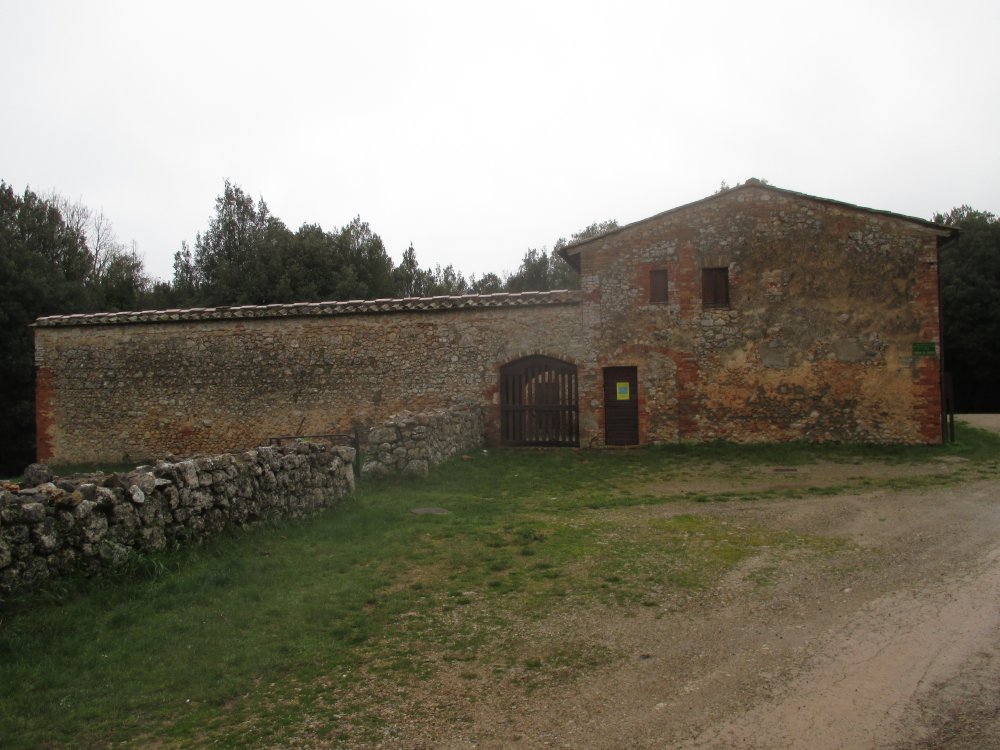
[616,382,630,400]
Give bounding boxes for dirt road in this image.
[413,423,1000,749]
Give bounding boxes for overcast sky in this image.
[4,0,999,285]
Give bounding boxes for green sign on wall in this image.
[912,342,937,357]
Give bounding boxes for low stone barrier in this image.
[0,442,355,597]
[361,405,484,478]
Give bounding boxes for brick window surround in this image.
[649,269,668,304]
[702,267,730,308]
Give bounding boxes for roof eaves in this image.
[34,289,582,328]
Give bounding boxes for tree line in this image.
[935,206,1000,413]
[0,179,614,473]
[154,181,611,309]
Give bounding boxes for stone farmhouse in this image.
[34,180,956,465]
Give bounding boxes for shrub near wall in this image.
[361,404,484,478]
[0,443,355,598]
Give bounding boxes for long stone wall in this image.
[34,292,587,465]
[0,443,355,598]
[361,404,484,478]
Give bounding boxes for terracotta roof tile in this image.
[34,290,581,328]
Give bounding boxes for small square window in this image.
[649,270,668,304]
[702,267,730,308]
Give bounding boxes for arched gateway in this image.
[499,355,579,446]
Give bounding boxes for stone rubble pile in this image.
[0,443,355,597]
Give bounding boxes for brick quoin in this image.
[914,241,944,444]
[34,367,55,463]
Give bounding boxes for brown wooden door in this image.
[500,356,579,446]
[604,366,638,445]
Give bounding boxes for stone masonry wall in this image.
[361,404,484,478]
[34,184,949,457]
[569,182,949,445]
[0,443,355,598]
[34,293,589,465]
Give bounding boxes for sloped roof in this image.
[559,179,959,269]
[34,289,581,328]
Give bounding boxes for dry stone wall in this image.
[0,442,355,598]
[361,404,484,478]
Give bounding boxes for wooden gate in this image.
[603,366,639,445]
[500,356,579,446]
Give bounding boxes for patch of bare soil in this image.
[956,413,1000,433]
[414,482,1000,750]
[306,419,1000,749]
[632,459,961,498]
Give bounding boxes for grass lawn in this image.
[1,427,998,748]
